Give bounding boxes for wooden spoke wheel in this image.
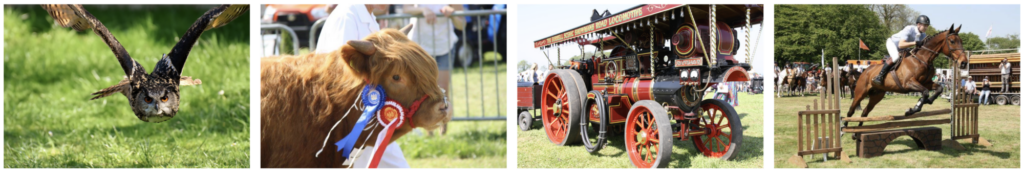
[692,99,743,160]
[625,100,673,168]
[519,110,534,131]
[581,90,609,153]
[540,70,585,145]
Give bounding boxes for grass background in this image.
[4,5,250,168]
[517,93,765,168]
[774,93,1020,168]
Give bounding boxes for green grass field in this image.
[399,121,506,168]
[4,5,250,168]
[774,94,1020,168]
[518,94,765,168]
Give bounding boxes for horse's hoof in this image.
[904,109,918,116]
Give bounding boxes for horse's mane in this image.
[921,30,952,44]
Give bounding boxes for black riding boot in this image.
[873,62,894,85]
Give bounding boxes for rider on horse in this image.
[874,15,931,85]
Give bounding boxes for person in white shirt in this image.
[964,76,976,95]
[875,15,930,85]
[314,4,410,168]
[315,4,389,54]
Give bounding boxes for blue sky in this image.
[909,4,1020,39]
[516,4,771,75]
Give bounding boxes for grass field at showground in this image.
[399,121,506,168]
[518,94,765,168]
[4,5,250,168]
[774,94,1020,168]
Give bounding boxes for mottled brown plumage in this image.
[42,4,247,123]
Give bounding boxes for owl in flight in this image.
[41,4,248,123]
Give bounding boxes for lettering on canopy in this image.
[534,4,682,48]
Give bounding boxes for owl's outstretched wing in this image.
[160,4,249,76]
[90,76,203,100]
[41,4,142,77]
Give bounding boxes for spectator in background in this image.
[528,63,540,84]
[315,4,390,54]
[965,76,976,95]
[1000,58,1011,93]
[403,4,466,135]
[980,77,991,105]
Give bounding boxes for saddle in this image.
[882,48,915,89]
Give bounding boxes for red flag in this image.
[859,39,870,51]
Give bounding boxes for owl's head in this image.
[129,75,180,123]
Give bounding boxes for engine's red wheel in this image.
[692,99,743,160]
[540,70,583,145]
[625,100,673,168]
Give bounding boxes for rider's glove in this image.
[915,40,923,47]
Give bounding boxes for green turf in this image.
[774,94,1020,168]
[450,53,506,118]
[4,5,250,168]
[518,93,765,168]
[399,121,506,168]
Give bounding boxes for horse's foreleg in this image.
[905,90,929,116]
[926,84,944,104]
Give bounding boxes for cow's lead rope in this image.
[315,92,365,158]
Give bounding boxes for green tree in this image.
[870,4,920,33]
[517,60,529,72]
[986,34,1020,50]
[775,5,888,65]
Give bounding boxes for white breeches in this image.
[886,39,900,62]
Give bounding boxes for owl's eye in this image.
[392,75,400,81]
[144,97,153,103]
[161,96,168,102]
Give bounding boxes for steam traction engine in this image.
[530,4,762,168]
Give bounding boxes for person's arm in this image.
[894,26,918,48]
[898,39,916,48]
[447,4,466,31]
[402,4,437,24]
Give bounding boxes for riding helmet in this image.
[916,15,930,25]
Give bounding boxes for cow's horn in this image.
[347,40,376,55]
[400,24,414,34]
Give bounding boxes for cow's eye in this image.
[392,75,400,81]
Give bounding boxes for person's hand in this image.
[440,5,455,18]
[423,8,437,24]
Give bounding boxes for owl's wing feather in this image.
[90,77,130,100]
[90,76,202,100]
[41,4,141,77]
[178,76,203,86]
[163,4,249,76]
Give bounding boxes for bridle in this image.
[916,32,967,66]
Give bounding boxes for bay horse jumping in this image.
[846,24,970,126]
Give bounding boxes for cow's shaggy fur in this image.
[261,27,449,168]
